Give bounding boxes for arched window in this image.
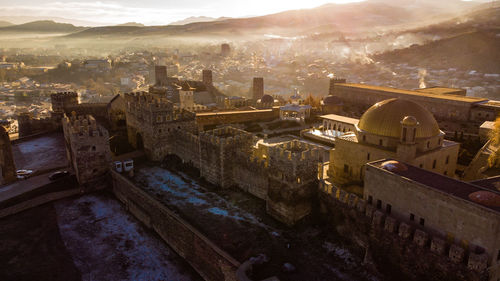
[432,159,436,169]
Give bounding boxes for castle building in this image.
[178,83,195,111]
[51,92,78,118]
[265,140,322,225]
[364,159,500,281]
[329,98,459,184]
[0,126,16,184]
[321,95,343,115]
[62,113,111,187]
[124,92,196,161]
[329,81,500,131]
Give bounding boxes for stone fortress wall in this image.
[166,124,323,225]
[319,180,489,281]
[111,170,240,281]
[62,113,111,187]
[124,92,196,161]
[265,140,322,225]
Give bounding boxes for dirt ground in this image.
[0,203,81,281]
[0,191,203,281]
[12,132,68,172]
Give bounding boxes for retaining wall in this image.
[111,170,240,281]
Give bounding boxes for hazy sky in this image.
[0,0,364,25]
[0,0,487,26]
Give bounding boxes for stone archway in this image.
[136,133,144,150]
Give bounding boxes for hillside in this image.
[67,1,479,38]
[116,22,144,27]
[0,21,13,27]
[375,29,500,73]
[0,20,86,33]
[169,16,231,26]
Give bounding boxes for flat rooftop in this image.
[415,87,466,96]
[320,114,359,125]
[336,83,488,103]
[470,176,500,193]
[477,100,500,109]
[368,159,500,213]
[196,107,277,117]
[12,132,68,172]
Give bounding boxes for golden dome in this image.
[402,116,418,126]
[358,98,440,139]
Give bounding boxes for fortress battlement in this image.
[63,113,107,138]
[268,139,320,163]
[319,181,489,274]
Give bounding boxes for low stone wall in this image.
[319,181,489,281]
[0,188,81,219]
[111,170,240,281]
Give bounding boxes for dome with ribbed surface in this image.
[261,94,274,104]
[358,98,440,139]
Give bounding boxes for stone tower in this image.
[62,113,111,187]
[221,43,230,57]
[50,92,78,114]
[328,78,346,96]
[202,69,213,86]
[179,83,195,111]
[0,126,16,184]
[155,65,167,86]
[252,77,264,100]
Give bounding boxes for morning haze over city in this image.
[0,1,498,281]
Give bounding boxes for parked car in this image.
[16,169,33,179]
[48,170,70,181]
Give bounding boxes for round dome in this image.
[381,160,408,172]
[261,94,274,104]
[323,95,342,105]
[358,98,440,139]
[402,116,418,126]
[468,191,500,207]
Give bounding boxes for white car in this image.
[16,169,33,179]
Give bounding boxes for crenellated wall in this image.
[319,180,489,281]
[265,140,322,225]
[124,92,197,161]
[198,127,255,188]
[62,113,111,187]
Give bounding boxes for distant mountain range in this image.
[375,29,500,73]
[169,16,231,26]
[0,21,13,27]
[0,20,85,33]
[60,0,484,38]
[115,22,145,27]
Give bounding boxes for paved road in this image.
[0,171,73,204]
